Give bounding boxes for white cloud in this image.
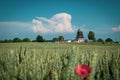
[32,13,74,33]
[112,25,120,32]
[0,21,32,27]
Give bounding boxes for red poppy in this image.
[75,64,92,79]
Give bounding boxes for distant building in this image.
[64,40,72,43]
[76,29,85,42]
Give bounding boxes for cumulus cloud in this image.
[112,25,120,32]
[32,13,74,33]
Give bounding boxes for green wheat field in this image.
[0,43,120,80]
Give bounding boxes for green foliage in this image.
[0,39,13,43]
[105,38,113,42]
[0,43,119,80]
[0,40,4,43]
[36,35,45,42]
[52,37,59,42]
[52,36,64,42]
[58,36,64,41]
[3,39,8,43]
[13,37,21,42]
[88,31,96,41]
[97,38,104,43]
[32,40,37,42]
[22,38,30,42]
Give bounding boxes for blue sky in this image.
[0,0,120,41]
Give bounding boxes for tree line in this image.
[0,30,115,43]
[0,35,66,43]
[87,31,113,43]
[0,35,45,43]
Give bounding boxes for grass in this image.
[0,42,120,80]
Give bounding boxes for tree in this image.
[22,38,30,42]
[88,31,96,41]
[32,40,37,42]
[3,39,13,43]
[4,39,8,43]
[13,37,21,42]
[36,35,45,42]
[0,40,4,43]
[97,38,104,43]
[52,37,59,42]
[58,36,64,41]
[52,36,64,42]
[7,39,13,43]
[105,38,113,42]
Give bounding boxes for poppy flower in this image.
[75,64,92,79]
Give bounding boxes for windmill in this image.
[76,29,85,42]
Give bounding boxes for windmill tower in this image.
[76,29,85,42]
